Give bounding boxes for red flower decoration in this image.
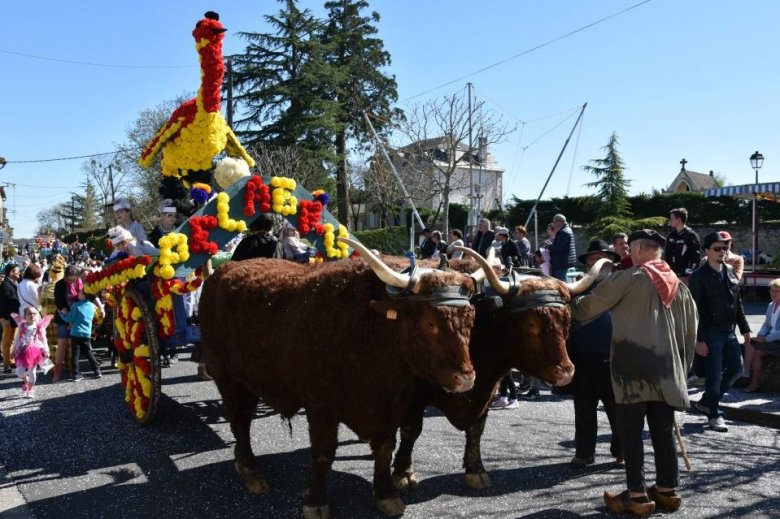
[189,215,219,255]
[243,175,272,217]
[297,199,325,236]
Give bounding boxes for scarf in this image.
[639,259,680,309]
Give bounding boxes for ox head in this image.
[455,248,612,387]
[339,238,478,393]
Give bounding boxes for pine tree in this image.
[582,132,632,220]
[322,0,400,223]
[78,181,102,231]
[230,0,340,169]
[582,132,666,239]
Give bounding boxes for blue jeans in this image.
[552,268,568,281]
[700,330,743,419]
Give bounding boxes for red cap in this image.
[717,231,733,242]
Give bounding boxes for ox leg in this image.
[463,415,492,489]
[302,418,337,519]
[391,407,424,491]
[219,381,269,494]
[372,437,405,516]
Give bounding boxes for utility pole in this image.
[467,82,474,227]
[476,132,487,218]
[108,164,116,206]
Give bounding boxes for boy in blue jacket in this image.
[59,290,102,381]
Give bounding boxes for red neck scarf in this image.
[639,259,680,309]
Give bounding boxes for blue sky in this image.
[2,0,778,238]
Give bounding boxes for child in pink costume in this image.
[11,308,54,398]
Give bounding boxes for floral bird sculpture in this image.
[139,11,254,185]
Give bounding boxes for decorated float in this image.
[88,11,357,424]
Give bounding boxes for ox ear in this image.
[370,300,403,321]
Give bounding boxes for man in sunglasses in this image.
[688,231,751,433]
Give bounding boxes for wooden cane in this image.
[674,419,691,471]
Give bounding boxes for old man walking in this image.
[571,230,698,517]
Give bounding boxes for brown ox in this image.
[200,240,482,518]
[391,249,608,490]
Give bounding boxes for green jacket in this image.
[571,267,698,410]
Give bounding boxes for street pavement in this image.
[0,303,778,518]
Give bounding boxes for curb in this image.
[721,403,780,430]
[0,464,35,518]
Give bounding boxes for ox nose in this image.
[450,370,476,393]
[553,363,575,387]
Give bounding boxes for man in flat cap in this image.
[688,231,750,433]
[571,229,697,515]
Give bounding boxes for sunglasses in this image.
[709,246,727,252]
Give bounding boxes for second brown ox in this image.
[391,249,609,490]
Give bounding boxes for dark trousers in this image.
[571,360,620,459]
[499,374,517,400]
[71,336,100,378]
[700,330,743,419]
[615,401,678,493]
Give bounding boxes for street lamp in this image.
[749,151,764,284]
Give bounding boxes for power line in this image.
[4,148,140,165]
[0,48,190,69]
[403,0,653,102]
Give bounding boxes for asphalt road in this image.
[0,346,778,519]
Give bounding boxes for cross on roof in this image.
[680,158,687,171]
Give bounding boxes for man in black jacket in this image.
[231,214,278,261]
[472,218,495,258]
[0,263,20,373]
[664,208,701,278]
[688,232,751,432]
[419,228,436,259]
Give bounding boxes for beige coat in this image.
[571,267,698,410]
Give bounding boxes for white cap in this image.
[113,197,131,212]
[107,226,134,246]
[159,199,177,214]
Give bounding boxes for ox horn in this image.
[338,237,413,290]
[455,246,511,294]
[566,257,614,295]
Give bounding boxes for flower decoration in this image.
[190,182,213,206]
[189,215,219,255]
[312,189,331,206]
[323,223,350,259]
[114,287,152,421]
[216,192,247,233]
[157,232,191,280]
[243,175,271,217]
[84,256,153,294]
[297,199,325,236]
[215,157,251,189]
[270,176,298,216]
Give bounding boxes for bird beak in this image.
[213,28,227,34]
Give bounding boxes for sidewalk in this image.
[688,300,780,429]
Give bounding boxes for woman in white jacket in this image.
[17,262,42,316]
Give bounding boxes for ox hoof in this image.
[464,471,492,490]
[303,504,331,519]
[392,471,418,491]
[376,497,405,516]
[235,462,269,494]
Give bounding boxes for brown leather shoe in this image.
[603,490,655,517]
[647,485,682,512]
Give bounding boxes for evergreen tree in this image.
[78,181,102,231]
[582,132,632,220]
[230,0,340,170]
[582,132,666,239]
[322,0,401,223]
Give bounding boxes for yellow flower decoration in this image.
[216,192,247,233]
[270,176,298,216]
[323,223,350,259]
[157,232,190,280]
